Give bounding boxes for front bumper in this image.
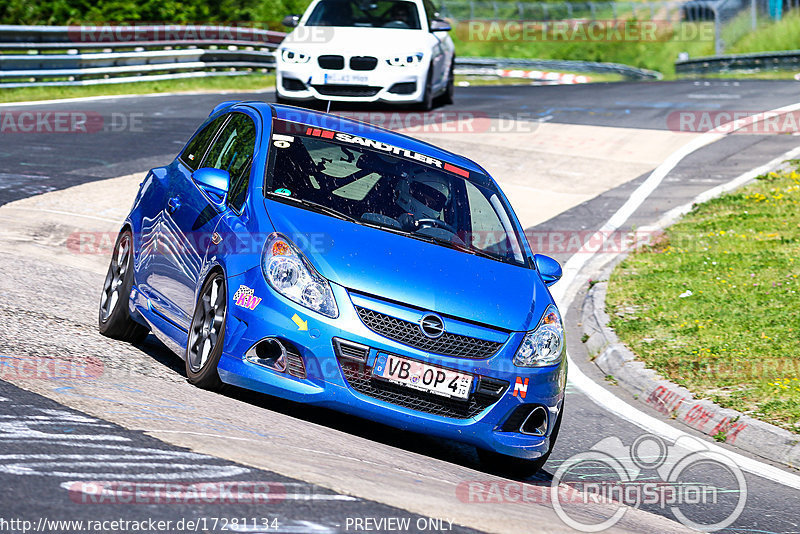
[219,267,566,459]
[275,59,427,103]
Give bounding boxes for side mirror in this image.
[534,254,562,286]
[282,14,300,27]
[193,167,230,204]
[430,18,451,31]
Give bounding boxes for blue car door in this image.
[145,113,229,331]
[157,111,258,330]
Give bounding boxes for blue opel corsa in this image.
[99,101,566,474]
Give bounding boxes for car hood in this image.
[282,26,432,56]
[265,199,546,332]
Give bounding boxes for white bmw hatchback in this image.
[276,0,455,109]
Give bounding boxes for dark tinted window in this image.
[264,122,525,266]
[202,113,257,213]
[307,0,421,30]
[181,115,227,171]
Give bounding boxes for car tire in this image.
[440,57,455,106]
[478,401,564,478]
[185,270,227,390]
[416,68,434,111]
[98,229,149,343]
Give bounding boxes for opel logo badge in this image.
[419,313,445,339]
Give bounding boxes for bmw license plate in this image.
[322,72,369,85]
[372,353,473,400]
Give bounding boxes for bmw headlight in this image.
[280,48,311,64]
[386,53,424,67]
[261,233,338,318]
[513,304,564,367]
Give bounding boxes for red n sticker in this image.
[513,377,529,399]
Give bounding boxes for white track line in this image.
[557,103,800,490]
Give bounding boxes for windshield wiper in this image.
[266,193,357,223]
[422,235,500,261]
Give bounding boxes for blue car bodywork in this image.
[115,102,566,462]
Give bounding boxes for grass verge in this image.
[0,74,275,104]
[606,163,800,432]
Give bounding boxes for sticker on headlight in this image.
[513,377,529,398]
[233,285,261,310]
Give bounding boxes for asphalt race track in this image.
[1,81,800,533]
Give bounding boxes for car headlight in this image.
[513,304,564,367]
[280,48,311,64]
[386,53,424,67]
[261,233,338,318]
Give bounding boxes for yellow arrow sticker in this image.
[292,313,308,331]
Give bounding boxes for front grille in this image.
[349,56,378,71]
[284,344,306,379]
[355,307,505,359]
[318,55,344,69]
[312,84,381,97]
[336,357,498,419]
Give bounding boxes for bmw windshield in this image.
[305,0,422,30]
[265,120,527,267]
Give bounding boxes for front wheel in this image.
[98,229,149,343]
[479,402,564,478]
[185,271,227,390]
[440,57,455,106]
[416,68,434,111]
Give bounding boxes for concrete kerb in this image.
[579,184,800,472]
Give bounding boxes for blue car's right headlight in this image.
[261,233,338,318]
[513,304,564,367]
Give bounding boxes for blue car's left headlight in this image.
[513,304,564,367]
[261,233,338,318]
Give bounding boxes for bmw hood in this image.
[282,26,432,57]
[265,200,547,332]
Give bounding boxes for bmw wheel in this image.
[186,271,227,390]
[441,56,455,106]
[98,229,149,343]
[417,68,434,111]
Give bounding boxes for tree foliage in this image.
[0,0,313,25]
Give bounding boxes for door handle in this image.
[167,196,181,214]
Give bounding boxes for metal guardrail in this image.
[675,49,800,74]
[0,24,282,88]
[0,24,662,88]
[456,56,662,80]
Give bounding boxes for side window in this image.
[180,115,227,171]
[422,0,437,25]
[202,113,257,213]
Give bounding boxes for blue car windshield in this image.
[265,121,527,266]
[305,0,422,30]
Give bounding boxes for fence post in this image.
[751,0,757,30]
[714,7,723,54]
[590,2,596,20]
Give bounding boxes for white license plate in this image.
[321,72,369,85]
[372,353,473,400]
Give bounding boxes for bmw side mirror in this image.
[534,254,562,286]
[430,18,451,31]
[282,14,300,27]
[193,168,230,204]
